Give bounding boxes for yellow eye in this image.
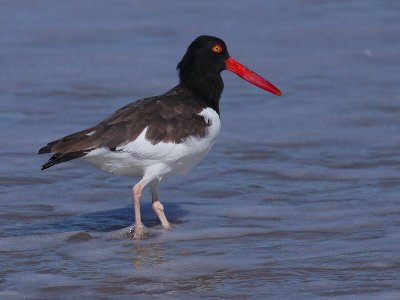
[212,44,223,53]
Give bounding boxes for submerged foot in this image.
[114,223,171,240]
[163,223,172,230]
[133,224,145,240]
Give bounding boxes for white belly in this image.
[82,108,221,178]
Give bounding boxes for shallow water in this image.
[1,0,400,299]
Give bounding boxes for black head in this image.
[177,35,230,112]
[176,35,282,114]
[178,35,230,76]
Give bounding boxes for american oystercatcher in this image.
[39,35,282,239]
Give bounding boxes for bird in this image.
[38,35,282,239]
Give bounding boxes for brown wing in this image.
[39,86,211,169]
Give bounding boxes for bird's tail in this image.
[40,151,87,170]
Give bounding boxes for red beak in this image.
[225,57,282,96]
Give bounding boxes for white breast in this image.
[82,107,221,178]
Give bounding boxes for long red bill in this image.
[225,57,282,96]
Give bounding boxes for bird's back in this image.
[39,85,220,173]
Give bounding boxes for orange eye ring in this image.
[212,44,223,53]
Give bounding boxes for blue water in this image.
[1,0,400,299]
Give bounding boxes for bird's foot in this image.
[162,223,172,230]
[152,201,172,231]
[133,223,171,239]
[124,222,171,240]
[132,224,145,240]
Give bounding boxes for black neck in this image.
[178,66,223,115]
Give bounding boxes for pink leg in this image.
[132,179,148,239]
[150,180,171,230]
